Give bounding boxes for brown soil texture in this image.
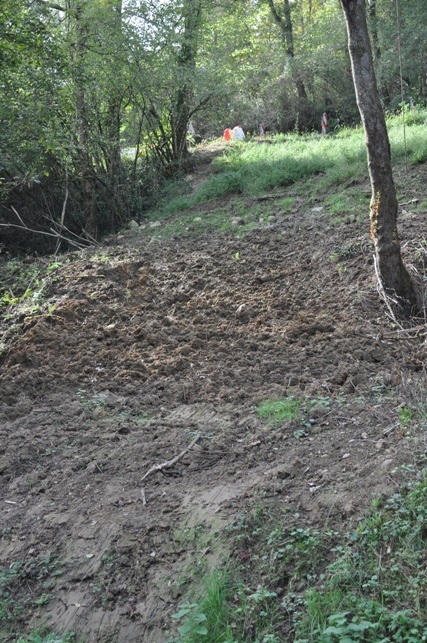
[1,159,427,642]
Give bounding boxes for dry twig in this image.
[141,433,201,482]
[373,255,405,330]
[2,205,99,249]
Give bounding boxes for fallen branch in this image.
[55,185,69,255]
[379,324,427,337]
[0,212,99,249]
[141,433,201,482]
[253,192,287,202]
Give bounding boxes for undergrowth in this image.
[152,108,427,223]
[295,469,427,642]
[0,257,63,311]
[0,555,65,639]
[171,466,427,642]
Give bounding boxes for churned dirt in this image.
[1,151,427,642]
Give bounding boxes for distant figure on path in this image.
[232,125,245,141]
[223,127,233,142]
[321,113,328,135]
[259,123,265,136]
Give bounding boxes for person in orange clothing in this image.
[223,127,233,141]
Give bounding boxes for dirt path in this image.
[1,159,426,641]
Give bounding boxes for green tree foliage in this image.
[368,0,427,108]
[0,0,66,179]
[0,0,425,250]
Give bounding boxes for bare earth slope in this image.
[0,156,426,642]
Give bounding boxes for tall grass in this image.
[171,570,235,642]
[388,109,427,164]
[157,109,427,218]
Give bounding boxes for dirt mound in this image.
[0,158,426,641]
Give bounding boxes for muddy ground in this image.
[1,152,427,642]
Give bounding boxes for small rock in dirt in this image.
[342,453,351,459]
[375,439,386,450]
[149,221,162,228]
[361,432,368,439]
[236,304,252,321]
[163,316,175,326]
[193,217,202,223]
[258,274,270,283]
[277,466,293,480]
[128,220,139,230]
[191,338,204,349]
[381,459,393,469]
[98,390,126,407]
[342,501,355,516]
[92,406,107,418]
[231,217,245,226]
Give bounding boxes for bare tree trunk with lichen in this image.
[340,0,418,316]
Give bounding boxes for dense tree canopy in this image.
[0,0,425,247]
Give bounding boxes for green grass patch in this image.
[144,194,282,241]
[412,199,427,214]
[276,196,295,212]
[171,506,339,642]
[325,191,369,221]
[143,111,427,239]
[258,397,301,424]
[171,571,235,642]
[388,108,427,165]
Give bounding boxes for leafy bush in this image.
[295,472,427,642]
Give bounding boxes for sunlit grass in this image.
[152,110,427,220]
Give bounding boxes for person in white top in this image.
[232,125,245,141]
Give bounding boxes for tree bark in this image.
[70,0,97,239]
[340,0,417,316]
[103,0,126,224]
[366,0,390,105]
[171,0,202,167]
[266,0,307,100]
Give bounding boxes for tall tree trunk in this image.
[70,1,97,239]
[367,0,380,66]
[171,0,202,167]
[103,0,126,224]
[104,0,123,192]
[366,0,390,105]
[266,0,307,100]
[340,0,417,316]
